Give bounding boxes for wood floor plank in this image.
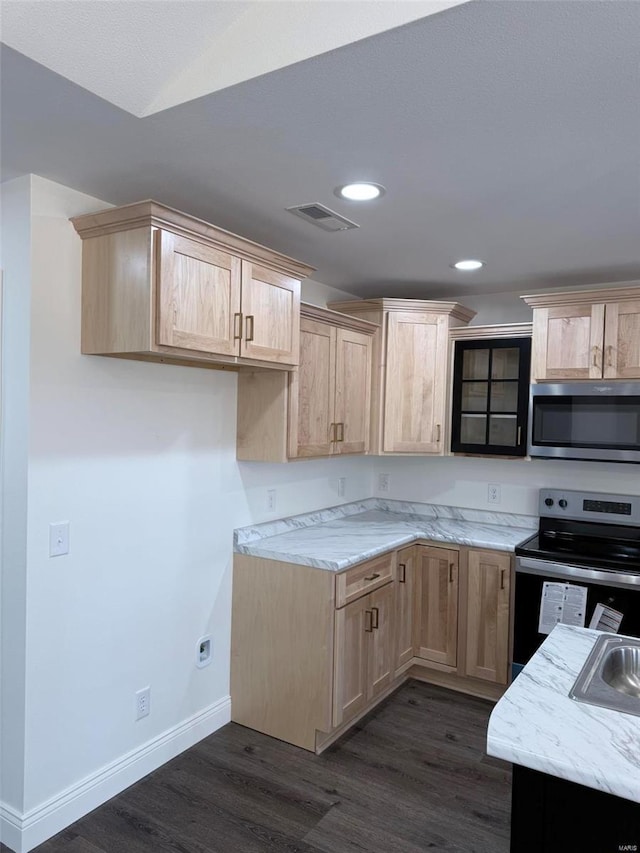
[22,682,511,853]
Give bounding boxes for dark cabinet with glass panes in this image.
[451,338,531,456]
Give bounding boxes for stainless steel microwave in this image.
[528,382,640,463]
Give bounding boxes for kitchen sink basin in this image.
[570,634,640,716]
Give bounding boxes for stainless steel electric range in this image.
[512,488,640,678]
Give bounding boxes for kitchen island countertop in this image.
[487,623,640,803]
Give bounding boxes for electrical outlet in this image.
[487,484,501,504]
[338,477,346,497]
[135,686,151,720]
[196,636,212,668]
[378,473,390,492]
[267,489,276,511]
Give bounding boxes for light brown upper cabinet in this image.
[328,299,475,454]
[72,201,312,370]
[523,287,640,381]
[236,303,377,461]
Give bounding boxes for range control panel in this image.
[539,489,640,525]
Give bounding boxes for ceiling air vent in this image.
[286,203,359,232]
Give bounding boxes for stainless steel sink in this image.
[570,634,640,716]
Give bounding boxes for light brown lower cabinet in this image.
[414,546,459,667]
[231,543,512,754]
[464,548,511,684]
[333,582,395,728]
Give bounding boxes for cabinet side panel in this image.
[231,556,334,750]
[81,228,153,353]
[236,371,289,462]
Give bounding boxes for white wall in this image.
[373,455,640,518]
[2,176,374,850]
[1,176,33,819]
[301,278,358,307]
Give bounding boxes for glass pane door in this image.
[451,338,531,456]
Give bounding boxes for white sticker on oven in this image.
[538,582,587,635]
[588,603,624,633]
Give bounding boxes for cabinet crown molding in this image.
[328,298,476,324]
[71,200,315,280]
[522,285,640,309]
[449,322,532,341]
[300,302,379,334]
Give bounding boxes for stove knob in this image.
[559,499,568,508]
[544,498,554,507]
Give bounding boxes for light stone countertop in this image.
[487,624,640,803]
[233,498,536,571]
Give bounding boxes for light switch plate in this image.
[49,522,70,557]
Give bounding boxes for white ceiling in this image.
[0,1,461,116]
[1,0,639,298]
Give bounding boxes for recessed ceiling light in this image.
[335,182,385,201]
[451,259,484,271]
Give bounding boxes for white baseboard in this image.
[0,695,231,853]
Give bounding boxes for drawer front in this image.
[335,553,395,608]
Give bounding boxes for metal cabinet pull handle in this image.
[398,563,406,583]
[364,572,380,581]
[336,422,345,442]
[500,568,505,590]
[592,345,600,368]
[517,425,522,445]
[449,562,454,583]
[330,423,336,442]
[245,314,254,342]
[436,423,441,442]
[365,610,373,632]
[233,312,243,341]
[371,607,379,629]
[606,344,614,368]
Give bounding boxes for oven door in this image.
[513,556,640,678]
[528,382,640,463]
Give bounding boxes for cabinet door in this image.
[603,300,640,379]
[367,583,395,701]
[157,231,241,355]
[291,319,336,458]
[450,338,531,456]
[395,548,416,673]
[415,547,458,667]
[531,304,605,380]
[240,262,300,365]
[334,328,372,455]
[383,312,448,453]
[333,596,370,728]
[465,549,511,684]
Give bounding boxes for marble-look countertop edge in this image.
[234,520,533,572]
[488,735,638,800]
[235,531,420,571]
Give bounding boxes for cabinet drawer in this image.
[335,553,395,608]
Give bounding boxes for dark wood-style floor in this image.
[5,682,512,853]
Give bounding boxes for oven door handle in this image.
[516,556,640,589]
